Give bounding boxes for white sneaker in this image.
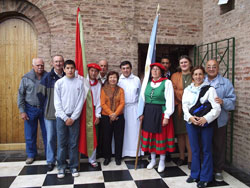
[147,161,156,169]
[71,168,79,177]
[158,160,165,173]
[215,173,223,182]
[57,169,65,179]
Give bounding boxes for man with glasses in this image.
[18,58,48,164]
[205,59,236,182]
[37,55,65,171]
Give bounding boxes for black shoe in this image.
[47,164,55,171]
[115,159,121,165]
[103,158,111,166]
[176,158,185,166]
[186,176,197,183]
[197,181,208,188]
[188,162,192,170]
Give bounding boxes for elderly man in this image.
[98,59,108,84]
[161,55,172,79]
[205,59,236,182]
[37,55,64,171]
[118,61,142,157]
[18,58,48,164]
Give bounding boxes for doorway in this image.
[138,44,194,76]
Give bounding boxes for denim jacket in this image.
[205,74,236,128]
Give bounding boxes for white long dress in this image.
[118,73,143,157]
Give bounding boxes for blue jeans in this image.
[56,117,80,170]
[24,103,47,158]
[186,122,213,182]
[44,118,57,164]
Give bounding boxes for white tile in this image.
[101,160,128,171]
[10,174,46,188]
[165,161,179,167]
[163,176,197,188]
[105,180,137,188]
[29,160,47,165]
[129,168,161,180]
[0,161,24,176]
[74,171,104,184]
[179,165,191,176]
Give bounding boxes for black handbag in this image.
[189,85,214,127]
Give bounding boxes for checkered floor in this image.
[0,157,248,188]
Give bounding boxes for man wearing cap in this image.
[18,58,48,164]
[118,61,142,157]
[37,55,65,171]
[79,63,102,167]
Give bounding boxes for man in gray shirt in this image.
[18,58,47,164]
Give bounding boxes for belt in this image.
[27,103,40,108]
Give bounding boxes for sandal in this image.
[90,161,98,168]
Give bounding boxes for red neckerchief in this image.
[151,77,168,84]
[89,79,98,86]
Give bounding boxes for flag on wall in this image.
[137,7,160,118]
[76,7,97,157]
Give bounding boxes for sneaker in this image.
[47,163,55,171]
[71,168,79,177]
[186,176,197,183]
[197,181,208,188]
[90,161,98,168]
[57,169,65,179]
[157,161,165,173]
[25,158,34,164]
[215,172,224,182]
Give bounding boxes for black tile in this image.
[135,179,169,188]
[125,159,149,169]
[74,183,105,188]
[0,176,16,188]
[207,180,229,187]
[19,165,48,175]
[157,166,187,177]
[79,162,101,172]
[43,174,74,186]
[103,170,133,182]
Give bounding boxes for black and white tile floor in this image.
[0,157,248,188]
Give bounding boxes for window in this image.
[219,0,235,15]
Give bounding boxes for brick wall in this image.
[203,0,250,174]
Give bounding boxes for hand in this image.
[65,118,74,126]
[189,116,200,126]
[94,118,100,125]
[109,113,117,121]
[197,117,207,126]
[215,97,223,105]
[162,118,169,126]
[139,115,144,123]
[20,112,29,121]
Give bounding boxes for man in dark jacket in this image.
[37,55,64,171]
[18,58,47,164]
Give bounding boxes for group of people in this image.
[18,54,236,188]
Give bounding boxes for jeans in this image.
[186,122,213,182]
[24,103,47,158]
[56,117,80,170]
[44,118,57,164]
